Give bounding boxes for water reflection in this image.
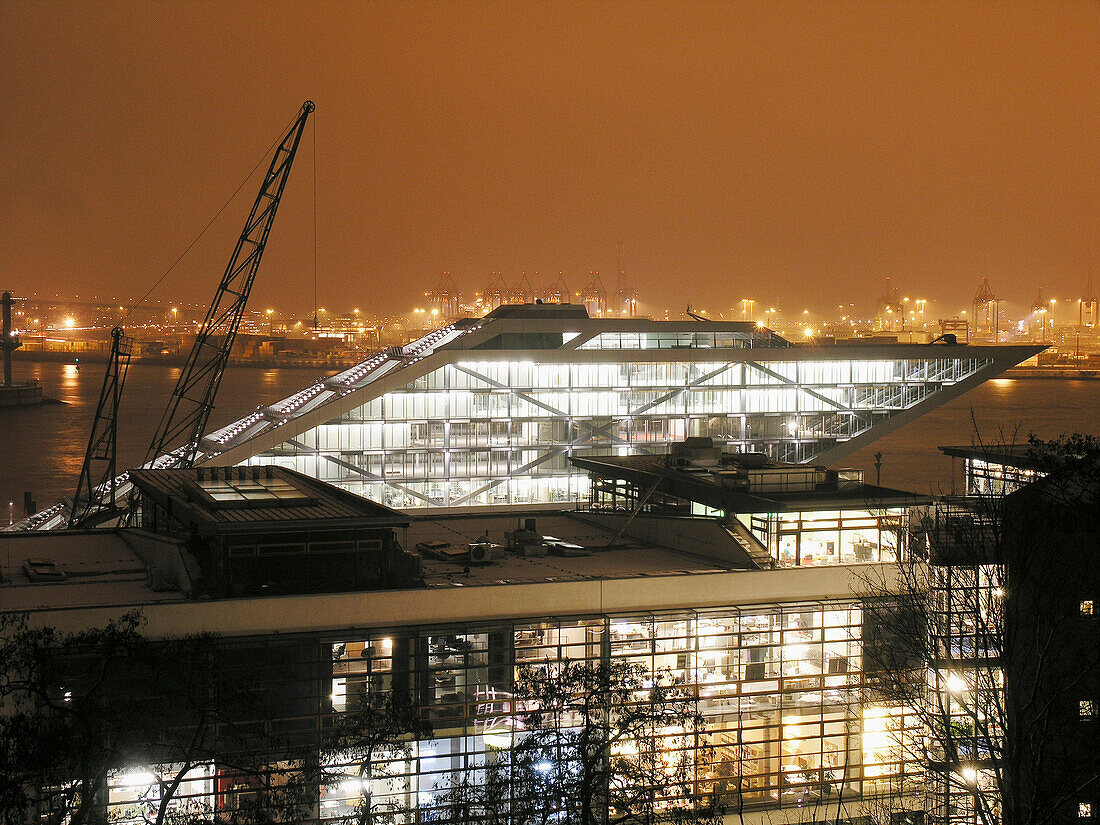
[986,378,1015,398]
[59,364,81,404]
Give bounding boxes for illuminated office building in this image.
[1,460,928,824]
[201,304,1037,510]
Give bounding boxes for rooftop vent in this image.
[23,558,66,582]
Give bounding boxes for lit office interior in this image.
[92,601,921,822]
[739,507,908,567]
[243,356,993,510]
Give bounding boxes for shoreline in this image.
[14,352,347,371]
[1004,367,1100,379]
[16,352,1100,380]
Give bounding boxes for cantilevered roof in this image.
[939,444,1045,470]
[571,453,930,513]
[194,306,1040,469]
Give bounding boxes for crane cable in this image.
[123,109,302,324]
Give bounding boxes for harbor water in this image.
[2,361,1099,521]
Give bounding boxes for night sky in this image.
[2,1,1098,319]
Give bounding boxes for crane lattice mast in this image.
[69,327,133,528]
[145,101,314,470]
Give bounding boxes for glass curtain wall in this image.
[92,601,923,823]
[319,602,921,821]
[742,508,908,567]
[243,357,991,509]
[926,564,1004,825]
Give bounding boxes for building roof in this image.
[0,529,187,611]
[2,509,776,625]
[939,444,1048,471]
[572,452,930,513]
[128,466,409,533]
[408,511,749,587]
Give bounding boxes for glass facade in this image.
[741,507,908,567]
[234,355,994,510]
[90,600,921,824]
[965,458,1040,497]
[926,563,1004,825]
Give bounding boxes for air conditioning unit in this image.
[467,542,498,564]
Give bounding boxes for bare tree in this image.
[319,688,432,825]
[0,611,317,825]
[858,433,1100,825]
[433,659,723,825]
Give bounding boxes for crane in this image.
[68,327,133,528]
[145,100,314,470]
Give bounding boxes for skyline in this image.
[2,1,1099,318]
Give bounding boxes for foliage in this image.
[0,611,312,825]
[0,610,150,825]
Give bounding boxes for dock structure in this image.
[0,290,43,407]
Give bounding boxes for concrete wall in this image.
[22,562,900,639]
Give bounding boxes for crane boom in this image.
[145,101,314,469]
[69,327,133,528]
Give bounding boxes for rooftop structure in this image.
[575,437,929,570]
[940,443,1054,497]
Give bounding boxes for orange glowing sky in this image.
[2,1,1098,318]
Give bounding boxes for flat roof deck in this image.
[409,512,734,588]
[1,511,739,613]
[0,530,186,611]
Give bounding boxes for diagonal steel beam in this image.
[744,361,851,412]
[284,437,434,505]
[626,362,739,416]
[448,447,570,506]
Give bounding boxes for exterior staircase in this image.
[723,518,774,569]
